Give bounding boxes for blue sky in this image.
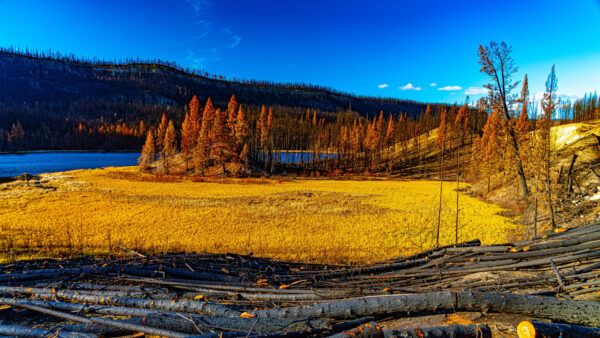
[1,0,599,104]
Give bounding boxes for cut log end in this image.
[517,321,536,338]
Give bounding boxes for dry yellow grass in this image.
[0,167,523,264]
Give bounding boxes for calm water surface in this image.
[0,152,140,177]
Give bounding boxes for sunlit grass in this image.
[0,166,522,264]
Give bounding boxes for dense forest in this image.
[0,48,450,152]
[137,94,485,175]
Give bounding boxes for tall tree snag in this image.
[478,41,530,202]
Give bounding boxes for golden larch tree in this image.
[162,120,177,174]
[424,104,432,151]
[363,120,379,169]
[138,131,155,170]
[234,106,249,151]
[240,143,250,168]
[210,109,230,173]
[385,115,395,147]
[156,113,168,153]
[181,95,201,155]
[226,94,239,130]
[194,97,215,174]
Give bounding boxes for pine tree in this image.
[210,109,230,174]
[480,109,502,192]
[240,143,250,168]
[267,107,274,132]
[156,113,168,153]
[162,120,176,174]
[226,94,239,129]
[516,74,532,177]
[538,65,558,230]
[385,115,395,147]
[363,120,379,169]
[376,111,386,145]
[478,41,530,202]
[350,120,362,171]
[234,106,249,150]
[194,98,215,175]
[189,95,201,127]
[424,104,432,151]
[267,107,274,171]
[181,112,192,152]
[181,95,201,155]
[258,105,268,149]
[203,98,216,142]
[138,131,155,170]
[138,120,146,137]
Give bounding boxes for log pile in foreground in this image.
[0,223,599,337]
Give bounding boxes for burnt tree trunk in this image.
[251,291,600,327]
[517,320,600,338]
[384,324,492,338]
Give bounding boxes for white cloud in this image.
[438,85,463,91]
[223,27,241,48]
[186,0,213,14]
[430,83,436,87]
[464,87,489,95]
[399,83,422,91]
[378,84,389,89]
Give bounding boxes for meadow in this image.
[0,167,523,264]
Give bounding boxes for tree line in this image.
[138,90,491,177]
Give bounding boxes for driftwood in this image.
[517,320,600,338]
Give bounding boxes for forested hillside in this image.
[0,49,448,152]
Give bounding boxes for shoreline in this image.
[0,150,140,155]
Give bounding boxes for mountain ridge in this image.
[0,50,443,119]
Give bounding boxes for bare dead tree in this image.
[478,42,530,203]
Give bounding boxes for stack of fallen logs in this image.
[0,223,599,337]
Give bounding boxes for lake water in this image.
[0,151,338,177]
[0,152,140,177]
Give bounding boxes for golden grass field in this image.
[0,166,523,264]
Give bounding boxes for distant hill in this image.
[0,49,452,152]
[0,50,438,121]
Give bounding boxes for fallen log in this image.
[0,286,173,300]
[383,324,492,338]
[328,321,382,338]
[0,325,97,338]
[519,231,600,252]
[517,320,600,338]
[0,266,109,284]
[250,291,600,326]
[7,301,189,338]
[0,297,328,334]
[0,288,242,317]
[566,286,600,296]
